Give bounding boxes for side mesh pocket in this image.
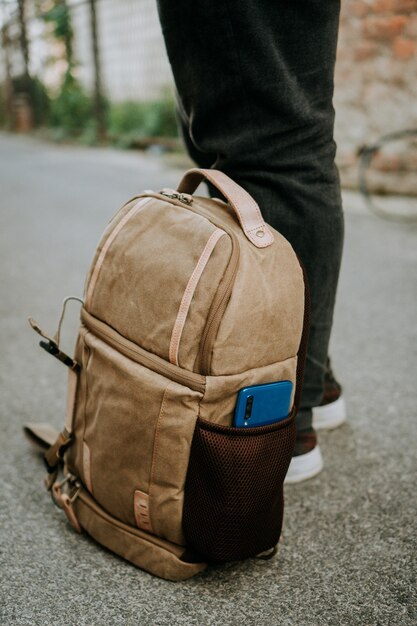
[182,415,296,563]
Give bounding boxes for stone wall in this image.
[334,0,417,194]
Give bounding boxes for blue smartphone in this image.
[233,380,293,428]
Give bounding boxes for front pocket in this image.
[80,329,204,545]
[182,415,296,562]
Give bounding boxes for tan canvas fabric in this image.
[200,355,298,426]
[67,328,203,544]
[74,488,207,581]
[83,196,143,298]
[186,196,305,374]
[85,199,233,371]
[30,169,307,580]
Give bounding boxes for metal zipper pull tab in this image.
[40,340,79,370]
[29,317,79,370]
[160,188,193,205]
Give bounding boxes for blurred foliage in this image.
[0,86,6,127]
[41,0,74,69]
[79,118,104,146]
[42,2,72,43]
[108,93,178,140]
[49,72,92,135]
[48,88,178,142]
[0,73,178,144]
[1,2,178,143]
[12,75,51,126]
[38,1,92,137]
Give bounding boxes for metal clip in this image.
[160,188,193,205]
[51,474,82,533]
[28,296,83,370]
[68,483,81,504]
[38,339,79,370]
[57,473,73,489]
[49,472,70,498]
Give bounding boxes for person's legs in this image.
[157,1,344,474]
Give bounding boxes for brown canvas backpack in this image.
[25,168,309,581]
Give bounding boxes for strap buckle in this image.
[51,473,81,533]
[43,429,73,489]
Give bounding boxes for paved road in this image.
[1,133,416,626]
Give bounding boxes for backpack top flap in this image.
[83,168,305,376]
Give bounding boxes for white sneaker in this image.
[313,394,347,430]
[284,441,324,484]
[313,358,347,430]
[285,360,346,484]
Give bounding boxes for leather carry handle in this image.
[177,168,274,248]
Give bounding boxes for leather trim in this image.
[23,423,59,450]
[168,228,226,366]
[52,482,81,533]
[74,488,207,580]
[134,490,153,533]
[80,312,206,392]
[177,168,274,248]
[82,441,93,493]
[85,197,152,307]
[65,368,78,433]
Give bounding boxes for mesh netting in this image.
[183,415,296,563]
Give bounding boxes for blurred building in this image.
[68,0,172,101]
[0,0,172,100]
[335,0,417,186]
[1,0,416,192]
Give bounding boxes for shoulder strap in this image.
[177,168,274,249]
[23,422,59,450]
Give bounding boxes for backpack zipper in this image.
[188,199,240,374]
[151,192,241,375]
[80,309,206,393]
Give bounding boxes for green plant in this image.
[30,77,51,125]
[108,101,147,136]
[144,96,179,137]
[11,75,50,126]
[42,1,74,70]
[108,92,178,139]
[49,73,92,136]
[79,117,104,145]
[0,86,5,127]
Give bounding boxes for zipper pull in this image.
[160,188,193,205]
[28,316,79,370]
[28,296,82,371]
[39,338,79,370]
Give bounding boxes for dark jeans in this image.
[157,1,344,431]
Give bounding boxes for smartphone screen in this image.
[233,380,293,428]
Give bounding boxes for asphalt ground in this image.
[1,133,416,626]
